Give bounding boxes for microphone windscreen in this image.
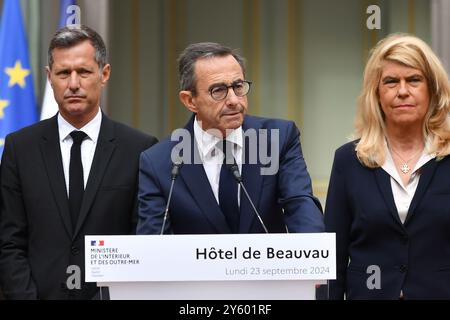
[171,157,183,178]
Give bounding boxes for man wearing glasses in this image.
[137,42,324,235]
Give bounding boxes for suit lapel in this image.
[374,168,403,226]
[239,117,263,232]
[40,116,73,236]
[178,116,230,233]
[179,163,231,233]
[74,115,116,237]
[405,158,438,225]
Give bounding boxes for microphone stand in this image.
[160,160,182,235]
[228,163,269,234]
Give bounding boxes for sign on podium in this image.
[85,233,335,300]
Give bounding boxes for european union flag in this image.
[0,0,38,158]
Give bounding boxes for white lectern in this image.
[85,233,335,300]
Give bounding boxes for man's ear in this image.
[179,90,197,113]
[45,66,52,87]
[101,64,111,86]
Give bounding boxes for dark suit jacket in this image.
[325,141,450,300]
[0,114,157,299]
[137,115,324,234]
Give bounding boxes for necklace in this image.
[389,145,423,174]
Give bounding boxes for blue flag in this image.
[0,0,38,158]
[40,0,77,121]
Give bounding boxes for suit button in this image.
[71,246,80,255]
[399,265,407,273]
[402,234,409,244]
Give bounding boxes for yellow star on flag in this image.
[5,60,31,88]
[0,139,4,147]
[0,99,9,119]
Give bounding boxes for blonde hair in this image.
[354,33,450,168]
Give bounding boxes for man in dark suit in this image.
[137,42,323,235]
[0,25,157,299]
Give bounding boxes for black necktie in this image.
[69,130,87,231]
[218,140,240,233]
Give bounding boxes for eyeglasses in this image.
[209,80,252,101]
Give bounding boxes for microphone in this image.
[226,162,269,234]
[160,158,183,235]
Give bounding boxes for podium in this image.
[85,233,335,300]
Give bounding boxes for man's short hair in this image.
[48,24,107,69]
[178,42,246,93]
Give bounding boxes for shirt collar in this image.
[193,116,243,158]
[58,108,102,143]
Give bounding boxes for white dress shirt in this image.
[58,108,102,197]
[193,116,243,205]
[382,140,434,224]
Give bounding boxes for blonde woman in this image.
[325,34,450,299]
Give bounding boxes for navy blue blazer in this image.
[325,141,450,299]
[137,115,324,234]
